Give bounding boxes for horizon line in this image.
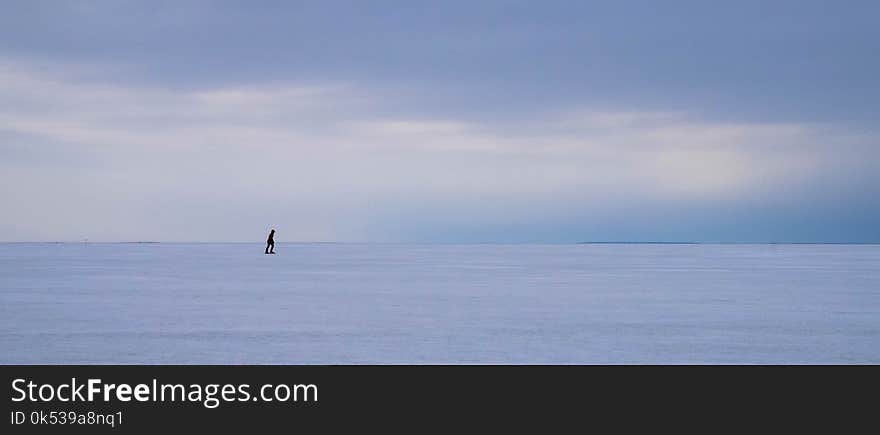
[1,241,879,246]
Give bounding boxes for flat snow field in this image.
[1,243,878,364]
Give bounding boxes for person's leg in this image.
[265,242,270,254]
[270,241,275,253]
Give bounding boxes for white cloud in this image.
[0,59,872,241]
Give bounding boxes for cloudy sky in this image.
[1,0,878,242]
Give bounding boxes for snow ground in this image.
[1,243,878,364]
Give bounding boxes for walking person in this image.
[265,229,276,254]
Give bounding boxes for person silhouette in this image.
[265,229,276,254]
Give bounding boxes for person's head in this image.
[270,229,275,233]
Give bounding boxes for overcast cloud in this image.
[1,1,877,242]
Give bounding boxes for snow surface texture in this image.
[1,243,878,364]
